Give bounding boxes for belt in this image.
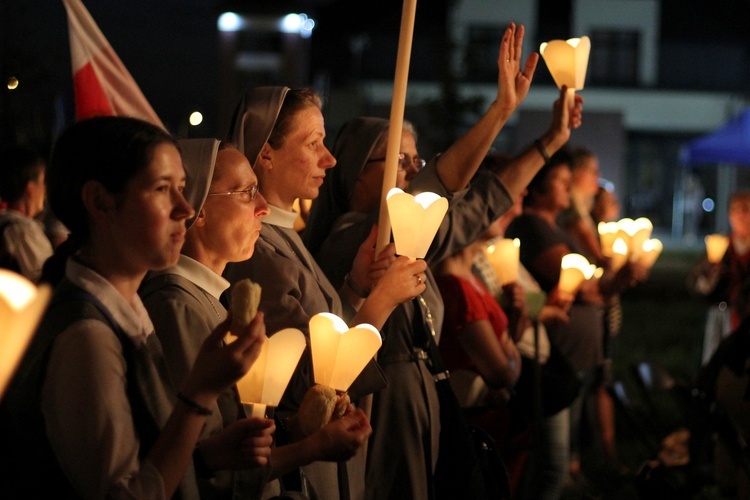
[378,349,429,365]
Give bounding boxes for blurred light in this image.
[280,13,315,37]
[7,77,19,90]
[702,198,715,212]
[189,111,203,126]
[218,12,243,32]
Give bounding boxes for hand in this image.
[371,255,428,307]
[198,417,275,471]
[367,242,398,289]
[538,304,570,326]
[311,407,372,462]
[496,22,538,118]
[184,312,266,402]
[548,286,574,312]
[348,225,379,296]
[501,282,527,313]
[542,85,584,154]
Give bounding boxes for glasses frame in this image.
[206,184,259,202]
[366,154,426,171]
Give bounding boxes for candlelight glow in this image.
[309,312,382,392]
[485,238,520,285]
[639,239,663,270]
[705,234,730,263]
[539,36,591,91]
[0,270,51,401]
[235,327,306,417]
[558,253,597,295]
[386,188,448,259]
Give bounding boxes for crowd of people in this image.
[0,19,748,500]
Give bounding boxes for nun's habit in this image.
[139,139,272,499]
[304,116,515,500]
[222,87,371,500]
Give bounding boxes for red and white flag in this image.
[62,0,166,129]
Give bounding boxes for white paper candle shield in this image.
[386,188,449,259]
[639,239,663,270]
[235,327,306,415]
[309,312,382,392]
[610,238,629,272]
[539,36,591,90]
[0,270,51,400]
[598,221,620,257]
[485,238,520,285]
[705,234,730,263]
[558,253,597,295]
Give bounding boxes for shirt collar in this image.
[264,204,299,229]
[65,257,155,344]
[170,254,230,300]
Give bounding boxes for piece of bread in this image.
[228,279,262,341]
[332,392,350,420]
[231,279,262,330]
[298,384,338,436]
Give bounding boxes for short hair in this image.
[525,146,573,204]
[47,116,177,243]
[0,146,45,204]
[569,146,596,172]
[267,88,323,150]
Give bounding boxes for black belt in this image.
[378,349,429,365]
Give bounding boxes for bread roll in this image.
[298,384,339,436]
[229,279,261,336]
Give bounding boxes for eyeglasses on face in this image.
[206,184,259,202]
[366,153,426,171]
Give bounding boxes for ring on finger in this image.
[416,275,423,285]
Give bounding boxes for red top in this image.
[436,273,509,373]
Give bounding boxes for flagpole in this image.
[376,0,418,255]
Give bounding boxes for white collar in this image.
[65,258,155,344]
[264,204,299,229]
[169,254,230,300]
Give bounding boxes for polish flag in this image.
[62,0,166,129]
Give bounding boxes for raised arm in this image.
[497,85,584,199]
[435,22,538,192]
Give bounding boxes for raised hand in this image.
[496,23,539,118]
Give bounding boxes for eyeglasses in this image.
[366,153,426,172]
[206,184,259,202]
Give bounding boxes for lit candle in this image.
[705,234,730,263]
[598,221,620,257]
[0,270,51,401]
[610,238,629,272]
[386,188,448,259]
[485,238,520,285]
[558,253,597,295]
[235,327,306,418]
[639,238,663,270]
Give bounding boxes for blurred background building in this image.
[2,0,749,241]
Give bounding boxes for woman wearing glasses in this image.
[140,140,377,498]
[301,22,580,500]
[223,87,427,500]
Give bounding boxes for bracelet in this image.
[534,139,551,164]
[345,273,370,299]
[177,392,213,416]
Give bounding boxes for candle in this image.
[558,253,597,295]
[705,234,730,263]
[485,238,520,285]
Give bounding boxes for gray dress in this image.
[312,164,513,500]
[139,264,272,500]
[223,212,367,500]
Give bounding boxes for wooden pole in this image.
[376,0,418,254]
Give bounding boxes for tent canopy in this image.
[681,108,750,166]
